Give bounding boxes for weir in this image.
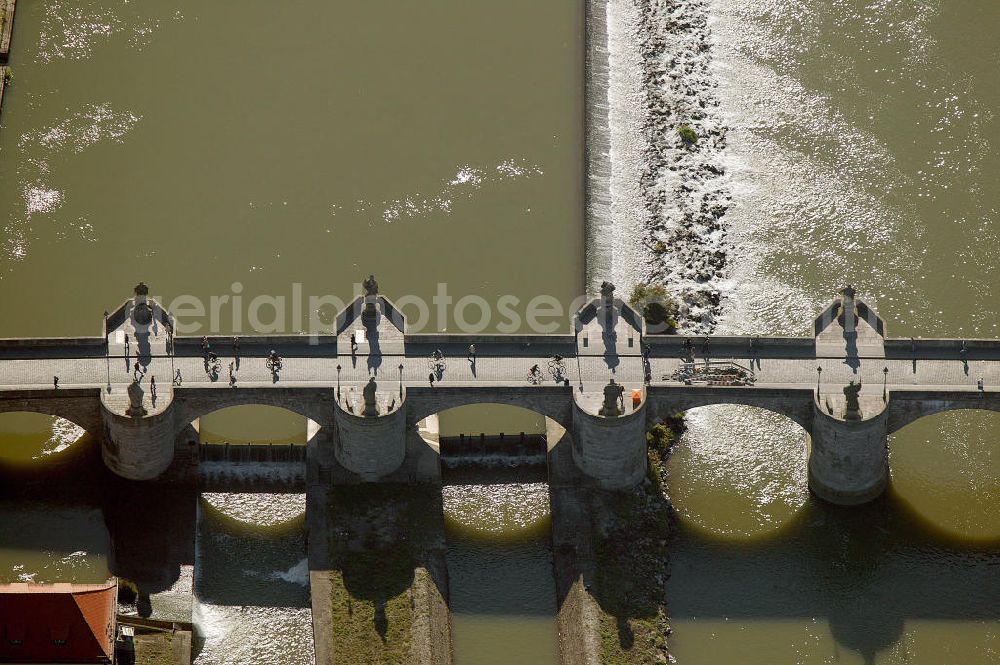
[2,281,1000,504]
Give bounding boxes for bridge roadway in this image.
[2,285,1000,504]
[1,338,999,407]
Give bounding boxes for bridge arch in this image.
[887,393,1000,434]
[171,387,336,436]
[887,406,1000,541]
[403,386,575,431]
[0,391,102,435]
[645,387,815,431]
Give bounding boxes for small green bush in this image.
[629,283,679,333]
[678,124,698,144]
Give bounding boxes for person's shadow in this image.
[366,319,382,374]
[600,309,620,371]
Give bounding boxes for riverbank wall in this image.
[0,0,16,63]
[0,0,16,119]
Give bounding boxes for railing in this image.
[198,442,307,464]
[439,432,547,460]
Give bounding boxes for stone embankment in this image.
[309,482,451,665]
[551,417,682,665]
[0,0,16,116]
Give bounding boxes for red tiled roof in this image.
[0,580,117,664]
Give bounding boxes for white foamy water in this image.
[193,603,314,665]
[31,417,86,459]
[442,482,550,533]
[36,2,167,63]
[338,160,543,224]
[2,104,143,264]
[19,104,143,155]
[266,557,310,586]
[194,493,313,665]
[200,492,305,527]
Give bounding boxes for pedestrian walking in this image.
[174,369,183,386]
[124,333,130,357]
[229,362,237,388]
[468,344,476,363]
[702,337,711,355]
[133,361,141,381]
[428,372,435,386]
[233,336,240,359]
[350,333,358,352]
[978,377,984,396]
[53,376,59,389]
[201,336,210,356]
[150,376,157,398]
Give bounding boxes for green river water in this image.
[0,1,580,662]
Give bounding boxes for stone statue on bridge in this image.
[362,377,379,417]
[843,380,862,420]
[600,378,625,417]
[362,275,379,324]
[126,380,147,418]
[132,281,153,326]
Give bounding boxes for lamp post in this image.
[104,311,111,392]
[883,366,889,401]
[398,363,404,400]
[816,366,822,396]
[336,364,342,400]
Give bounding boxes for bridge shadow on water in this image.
[0,436,196,607]
[664,487,1000,663]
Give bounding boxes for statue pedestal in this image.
[126,382,147,418]
[362,378,379,417]
[361,295,378,325]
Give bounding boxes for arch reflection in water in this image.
[0,412,88,463]
[667,404,809,538]
[665,407,1000,664]
[443,480,559,665]
[435,403,558,665]
[888,409,1000,542]
[193,493,312,665]
[666,491,1000,664]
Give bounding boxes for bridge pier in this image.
[571,396,648,490]
[101,400,177,480]
[807,402,889,505]
[332,398,407,481]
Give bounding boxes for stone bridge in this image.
[3,282,1000,504]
